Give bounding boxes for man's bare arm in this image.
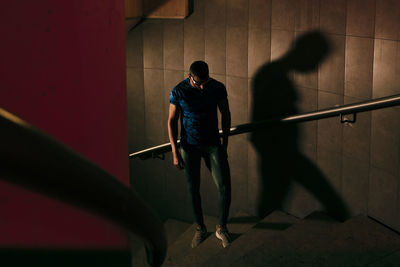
[218,98,231,151]
[168,103,184,169]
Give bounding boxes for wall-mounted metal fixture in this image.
[340,113,357,124]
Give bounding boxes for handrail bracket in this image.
[340,113,357,124]
[153,152,165,160]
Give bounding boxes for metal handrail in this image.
[0,108,167,267]
[129,93,400,160]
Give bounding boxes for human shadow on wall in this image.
[250,30,350,221]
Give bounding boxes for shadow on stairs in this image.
[131,210,400,266]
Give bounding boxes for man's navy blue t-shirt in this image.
[169,78,227,149]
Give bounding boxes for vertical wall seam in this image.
[269,0,272,62]
[204,0,206,64]
[246,0,250,214]
[161,19,167,198]
[340,0,348,194]
[141,25,147,150]
[225,0,228,80]
[182,1,187,207]
[161,21,165,142]
[316,0,321,165]
[367,0,378,216]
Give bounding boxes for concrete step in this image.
[297,215,400,267]
[366,249,400,266]
[167,212,260,267]
[231,211,339,266]
[131,211,400,266]
[203,210,300,267]
[164,218,192,245]
[232,214,400,267]
[163,215,219,266]
[131,218,191,267]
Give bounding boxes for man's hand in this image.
[173,151,184,170]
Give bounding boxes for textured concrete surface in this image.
[367,250,400,267]
[298,215,400,267]
[169,212,259,266]
[203,210,299,267]
[127,0,400,234]
[163,215,218,266]
[231,211,339,266]
[130,211,400,266]
[231,214,400,267]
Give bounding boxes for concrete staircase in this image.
[131,211,400,267]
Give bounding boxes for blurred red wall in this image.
[0,0,128,248]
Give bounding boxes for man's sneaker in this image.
[191,225,207,248]
[216,225,231,248]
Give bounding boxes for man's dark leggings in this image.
[180,145,231,227]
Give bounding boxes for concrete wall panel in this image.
[370,107,400,176]
[375,0,400,40]
[163,20,184,71]
[126,26,144,68]
[229,135,249,213]
[248,28,271,78]
[373,39,400,98]
[143,21,164,69]
[205,24,226,75]
[317,146,342,198]
[144,69,165,146]
[345,36,374,99]
[227,76,248,125]
[295,0,320,32]
[369,166,399,229]
[204,0,226,75]
[270,29,295,61]
[227,0,249,28]
[249,0,271,30]
[318,34,345,94]
[342,155,369,215]
[226,27,248,77]
[183,0,205,69]
[320,0,347,35]
[346,0,375,37]
[271,0,296,31]
[127,68,145,152]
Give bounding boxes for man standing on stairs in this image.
[168,60,232,248]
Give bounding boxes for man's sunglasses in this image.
[190,75,208,86]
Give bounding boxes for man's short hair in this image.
[189,61,209,80]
